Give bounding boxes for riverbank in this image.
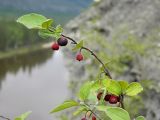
[0,42,52,60]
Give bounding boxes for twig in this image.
[61,34,77,44]
[81,46,112,79]
[61,34,112,79]
[0,116,10,120]
[120,95,125,109]
[84,104,103,120]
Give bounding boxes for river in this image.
[0,49,70,120]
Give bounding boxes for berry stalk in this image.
[84,105,102,120]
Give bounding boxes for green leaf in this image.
[50,100,79,113]
[125,82,143,96]
[73,106,87,116]
[107,107,130,120]
[96,106,130,120]
[14,111,32,120]
[17,13,47,29]
[53,25,63,39]
[42,19,53,29]
[72,40,84,51]
[78,82,92,101]
[106,79,122,96]
[38,29,54,38]
[91,81,101,91]
[135,116,145,120]
[39,25,63,39]
[101,79,109,86]
[118,81,129,93]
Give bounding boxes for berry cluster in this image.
[97,92,120,104]
[51,36,68,50]
[51,36,84,61]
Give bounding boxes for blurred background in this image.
[0,0,92,120]
[0,0,160,120]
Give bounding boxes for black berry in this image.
[104,94,111,101]
[57,36,68,46]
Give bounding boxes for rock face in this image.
[64,0,160,120]
[66,0,160,33]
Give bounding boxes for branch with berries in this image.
[13,13,146,120]
[49,27,112,79]
[51,34,112,79]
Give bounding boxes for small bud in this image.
[97,92,103,100]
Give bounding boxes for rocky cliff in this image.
[64,0,160,119]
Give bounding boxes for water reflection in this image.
[0,49,52,87]
[0,50,69,120]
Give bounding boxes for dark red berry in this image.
[92,115,96,120]
[97,92,103,100]
[104,94,111,101]
[81,117,87,120]
[51,42,59,50]
[76,53,83,61]
[109,95,118,104]
[57,36,68,46]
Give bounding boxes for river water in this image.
[0,49,70,120]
